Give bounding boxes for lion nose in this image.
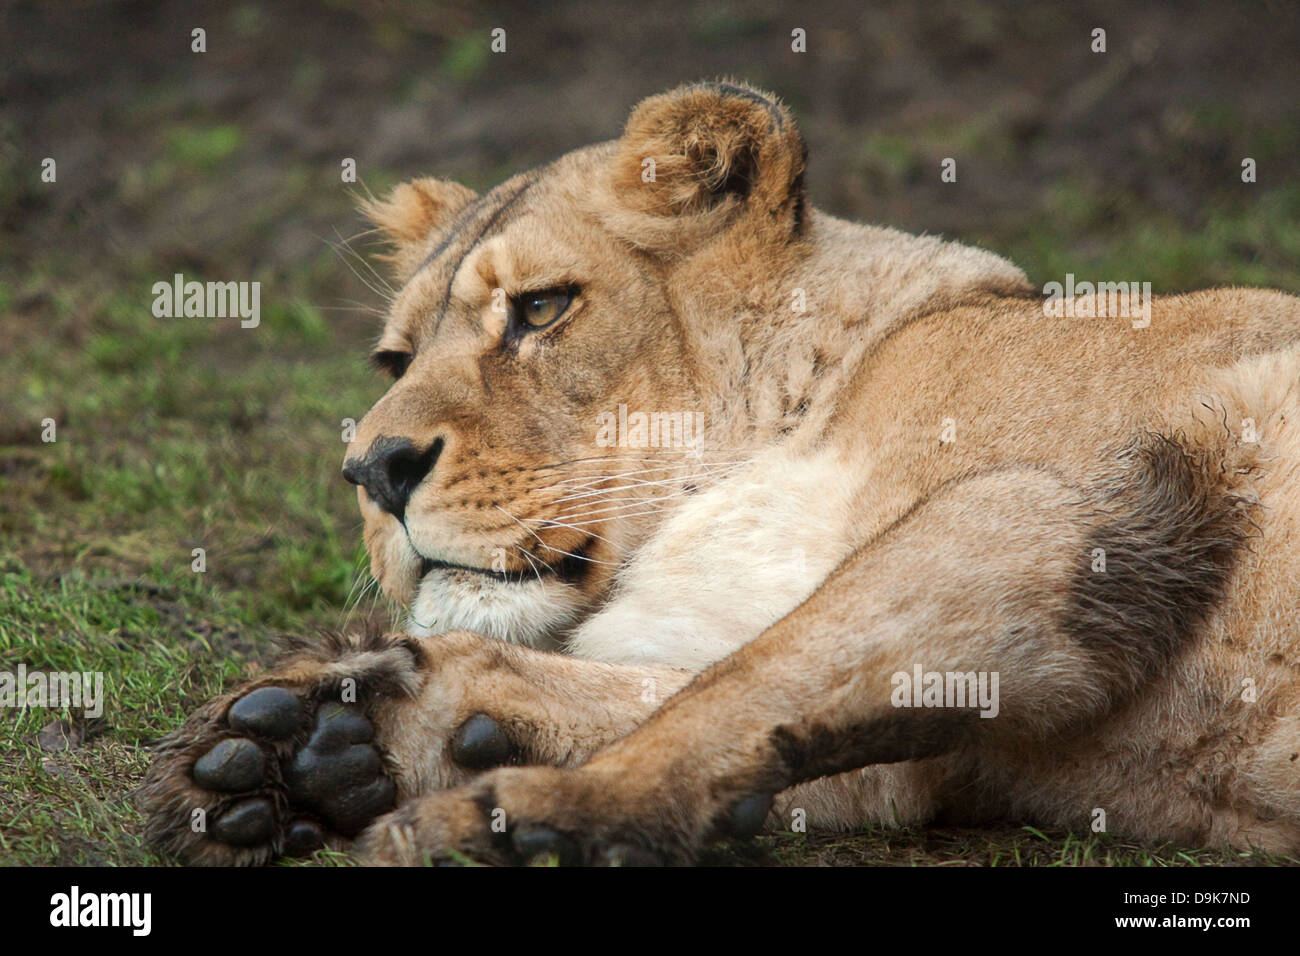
[342,436,443,520]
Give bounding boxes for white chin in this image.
[404,570,580,649]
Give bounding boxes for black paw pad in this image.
[228,687,304,740]
[727,793,773,838]
[284,818,327,857]
[318,776,397,834]
[212,797,275,846]
[512,824,579,865]
[283,703,394,835]
[193,737,266,792]
[450,713,513,769]
[311,702,374,753]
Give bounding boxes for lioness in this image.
[141,82,1300,865]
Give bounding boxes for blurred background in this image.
[1,0,1297,864]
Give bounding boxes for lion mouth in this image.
[417,538,594,587]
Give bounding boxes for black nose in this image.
[342,436,443,519]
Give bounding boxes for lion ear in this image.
[612,81,806,225]
[361,178,478,283]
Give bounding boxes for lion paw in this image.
[140,632,419,865]
[355,767,686,867]
[141,684,396,865]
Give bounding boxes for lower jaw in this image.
[416,537,595,589]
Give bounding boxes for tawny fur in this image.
[141,81,1300,864]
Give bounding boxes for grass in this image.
[997,181,1300,295]
[0,264,390,865]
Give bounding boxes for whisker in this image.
[515,545,546,585]
[528,535,622,567]
[493,506,622,569]
[527,453,739,476]
[549,486,706,522]
[320,226,396,303]
[550,468,740,504]
[333,224,396,295]
[537,460,746,495]
[529,511,669,535]
[493,504,619,555]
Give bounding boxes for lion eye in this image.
[371,349,413,380]
[516,290,572,329]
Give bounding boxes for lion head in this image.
[344,82,816,647]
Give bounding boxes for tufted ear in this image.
[361,177,478,283]
[612,81,806,228]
